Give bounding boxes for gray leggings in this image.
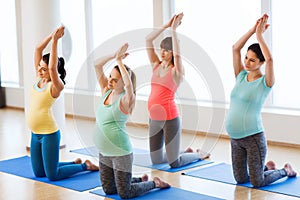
[231,132,287,187]
[99,153,155,199]
[149,117,199,168]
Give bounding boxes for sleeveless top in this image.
[93,90,132,156]
[26,77,58,134]
[148,64,179,120]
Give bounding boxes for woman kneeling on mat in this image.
[145,13,210,169]
[26,26,99,181]
[226,14,297,187]
[93,43,170,199]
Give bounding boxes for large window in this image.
[92,0,153,48]
[60,0,153,92]
[174,0,261,103]
[3,1,300,110]
[91,0,153,94]
[272,0,300,109]
[60,0,88,90]
[0,1,19,85]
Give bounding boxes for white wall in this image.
[5,87,300,145]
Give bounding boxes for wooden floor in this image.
[0,107,300,200]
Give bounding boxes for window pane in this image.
[272,0,300,109]
[91,0,153,94]
[92,0,152,47]
[60,0,88,89]
[174,0,260,103]
[0,1,19,85]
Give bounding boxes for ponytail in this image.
[58,57,66,85]
[42,54,66,85]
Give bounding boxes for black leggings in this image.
[99,153,155,199]
[149,117,199,168]
[231,132,286,187]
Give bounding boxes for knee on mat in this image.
[47,175,59,181]
[33,171,45,178]
[102,186,117,195]
[235,177,249,185]
[250,180,264,188]
[46,172,60,181]
[150,157,164,165]
[169,161,180,168]
[118,191,131,199]
[151,160,161,165]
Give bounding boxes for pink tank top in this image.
[148,64,179,120]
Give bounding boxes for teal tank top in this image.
[93,90,132,156]
[225,70,272,139]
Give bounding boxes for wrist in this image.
[116,58,122,63]
[162,24,169,29]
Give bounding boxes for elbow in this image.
[232,44,240,52]
[48,63,57,74]
[94,63,100,68]
[35,45,43,53]
[145,40,152,47]
[145,35,154,44]
[145,35,151,42]
[49,66,56,73]
[265,57,273,64]
[173,54,181,59]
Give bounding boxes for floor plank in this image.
[0,107,299,200]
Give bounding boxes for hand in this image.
[115,43,129,61]
[171,13,184,30]
[164,15,176,28]
[251,14,269,34]
[256,14,270,35]
[52,26,65,41]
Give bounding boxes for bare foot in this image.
[153,177,170,189]
[196,149,210,160]
[141,174,148,182]
[185,147,194,153]
[266,160,276,170]
[74,158,82,164]
[284,163,297,177]
[85,160,99,171]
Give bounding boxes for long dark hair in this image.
[42,53,66,85]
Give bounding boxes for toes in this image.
[74,158,82,164]
[141,174,149,182]
[266,161,276,170]
[284,163,297,177]
[185,147,193,153]
[153,177,171,189]
[85,160,99,171]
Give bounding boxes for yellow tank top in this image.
[26,78,58,134]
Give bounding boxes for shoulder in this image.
[152,62,161,71]
[236,70,247,80]
[262,75,274,89]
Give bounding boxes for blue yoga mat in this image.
[71,146,213,172]
[90,187,224,200]
[184,162,300,198]
[0,156,101,192]
[133,153,213,172]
